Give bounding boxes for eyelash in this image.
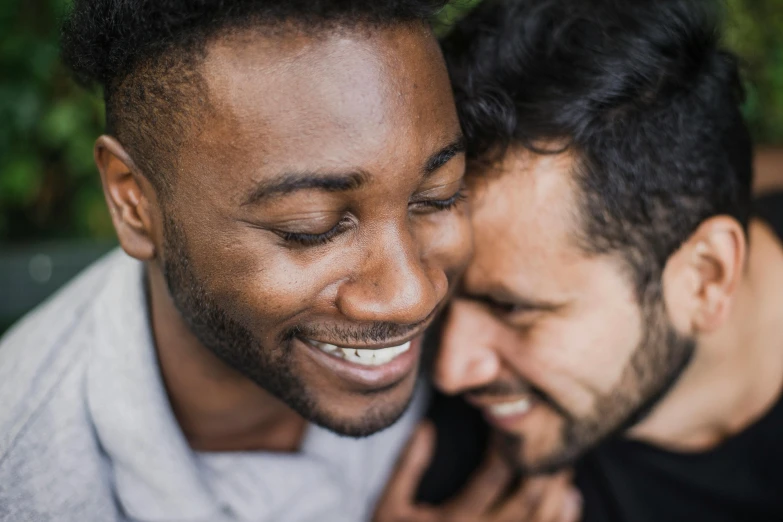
[280,217,353,247]
[416,187,468,211]
[280,188,467,247]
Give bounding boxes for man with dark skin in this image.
[378,0,783,521]
[0,1,483,520]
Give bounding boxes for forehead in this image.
[186,24,457,194]
[466,148,590,295]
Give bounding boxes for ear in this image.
[94,136,158,261]
[662,216,746,335]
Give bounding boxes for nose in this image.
[336,225,448,326]
[434,300,502,394]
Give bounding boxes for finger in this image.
[373,505,439,522]
[446,448,514,513]
[556,489,583,522]
[530,484,566,522]
[529,475,577,522]
[375,505,440,522]
[377,421,437,510]
[493,476,548,520]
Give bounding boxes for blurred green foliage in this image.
[1,0,110,244]
[0,0,782,244]
[726,0,783,144]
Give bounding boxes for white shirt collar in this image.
[85,250,426,521]
[87,251,221,521]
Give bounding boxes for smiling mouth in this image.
[487,397,532,418]
[466,394,538,426]
[303,339,413,366]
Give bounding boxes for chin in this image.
[500,432,581,476]
[308,391,416,438]
[523,454,581,476]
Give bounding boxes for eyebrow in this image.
[241,136,466,206]
[424,136,466,176]
[461,288,561,313]
[241,170,369,206]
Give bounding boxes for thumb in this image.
[377,421,437,510]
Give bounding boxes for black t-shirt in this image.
[574,398,783,521]
[420,192,783,521]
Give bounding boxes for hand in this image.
[374,423,582,522]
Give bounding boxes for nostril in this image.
[434,351,500,395]
[433,371,461,395]
[433,357,469,395]
[337,267,443,325]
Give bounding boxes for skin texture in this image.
[434,145,783,473]
[94,23,472,450]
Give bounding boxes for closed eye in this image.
[412,185,467,213]
[277,216,353,247]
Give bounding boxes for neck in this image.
[145,262,306,453]
[629,218,783,451]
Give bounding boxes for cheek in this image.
[177,203,472,337]
[509,310,644,416]
[188,227,356,332]
[417,206,473,276]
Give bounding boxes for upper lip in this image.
[296,299,443,351]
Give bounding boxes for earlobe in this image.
[94,136,157,261]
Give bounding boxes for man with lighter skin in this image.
[0,1,482,520]
[376,0,783,521]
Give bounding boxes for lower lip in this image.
[297,337,421,392]
[481,399,539,432]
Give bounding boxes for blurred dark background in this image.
[1,0,782,334]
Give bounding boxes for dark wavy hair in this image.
[60,0,449,194]
[443,0,753,294]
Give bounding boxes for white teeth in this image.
[314,342,338,353]
[311,340,412,366]
[489,398,532,418]
[340,348,357,358]
[395,342,411,355]
[356,349,374,359]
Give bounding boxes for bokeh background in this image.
[1,0,782,333]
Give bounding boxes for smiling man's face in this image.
[435,148,694,472]
[154,24,471,437]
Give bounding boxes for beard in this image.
[478,284,695,475]
[159,216,413,437]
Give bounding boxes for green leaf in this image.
[434,0,483,37]
[0,157,43,205]
[64,133,98,176]
[7,88,42,135]
[72,185,113,238]
[40,101,83,147]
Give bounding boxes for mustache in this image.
[291,322,421,344]
[465,379,571,420]
[283,300,445,345]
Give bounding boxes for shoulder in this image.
[0,391,121,521]
[0,250,124,461]
[0,252,131,520]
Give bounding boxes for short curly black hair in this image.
[442,0,753,296]
[61,0,450,194]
